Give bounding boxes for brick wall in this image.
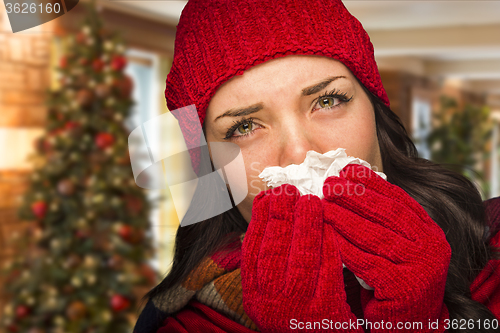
[0,5,54,324]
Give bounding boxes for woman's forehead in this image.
[210,55,354,101]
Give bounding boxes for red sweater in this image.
[149,196,500,333]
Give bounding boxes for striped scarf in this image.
[150,233,259,331]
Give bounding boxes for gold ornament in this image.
[82,25,91,36]
[58,179,75,196]
[48,286,58,297]
[112,178,121,186]
[67,301,87,320]
[71,276,82,288]
[105,75,114,85]
[86,295,97,305]
[105,97,116,106]
[104,41,114,51]
[104,146,114,156]
[92,194,105,204]
[46,297,58,310]
[86,274,96,285]
[76,218,88,228]
[95,83,111,98]
[53,315,65,326]
[86,211,95,220]
[111,196,121,206]
[70,152,79,162]
[83,255,97,269]
[65,88,76,98]
[101,310,112,323]
[4,304,13,316]
[50,202,59,211]
[50,239,61,250]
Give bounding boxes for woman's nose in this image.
[278,118,318,167]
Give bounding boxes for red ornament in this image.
[59,57,67,69]
[43,139,52,152]
[76,32,86,44]
[111,55,127,71]
[107,254,124,270]
[99,28,109,38]
[75,229,91,239]
[92,58,105,73]
[110,294,130,312]
[95,132,114,150]
[79,58,89,66]
[65,121,83,139]
[7,324,19,333]
[117,225,133,242]
[95,83,111,98]
[6,269,21,284]
[16,305,30,319]
[27,328,46,333]
[66,300,87,320]
[31,201,47,220]
[113,75,133,98]
[140,264,157,285]
[124,195,143,216]
[49,127,63,137]
[76,89,94,108]
[34,137,45,153]
[64,121,80,131]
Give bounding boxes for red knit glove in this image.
[322,164,451,332]
[241,184,363,333]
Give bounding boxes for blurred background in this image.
[0,0,499,332]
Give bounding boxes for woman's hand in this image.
[322,164,451,332]
[241,184,362,333]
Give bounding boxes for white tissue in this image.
[258,148,386,290]
[258,148,386,198]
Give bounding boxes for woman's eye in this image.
[316,96,341,110]
[236,122,254,135]
[225,119,262,140]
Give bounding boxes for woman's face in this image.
[204,55,383,223]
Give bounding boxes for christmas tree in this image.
[427,95,494,197]
[1,1,158,332]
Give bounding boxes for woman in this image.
[134,0,500,332]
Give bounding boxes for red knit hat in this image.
[165,0,389,174]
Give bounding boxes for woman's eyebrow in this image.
[214,104,263,122]
[301,76,346,96]
[213,75,346,122]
